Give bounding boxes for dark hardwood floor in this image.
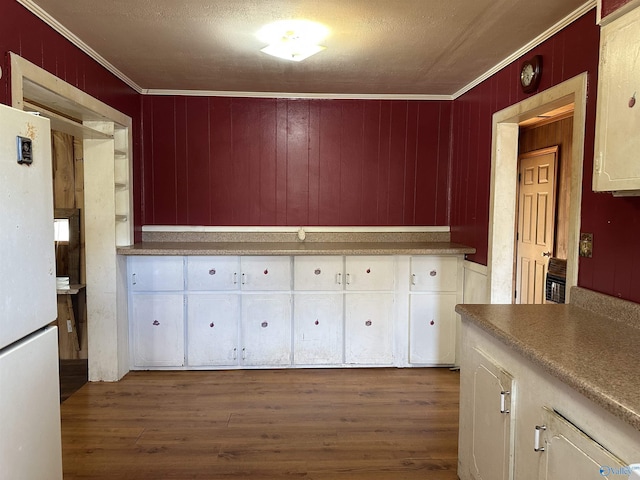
[59,359,88,403]
[60,368,460,479]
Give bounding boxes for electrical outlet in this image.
[579,233,593,258]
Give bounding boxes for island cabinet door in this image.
[408,293,457,365]
[186,256,240,291]
[131,293,184,367]
[240,256,292,291]
[344,256,395,291]
[293,256,344,291]
[535,407,628,480]
[344,293,394,365]
[186,294,240,367]
[240,294,292,366]
[293,293,344,365]
[462,347,514,480]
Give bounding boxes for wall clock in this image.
[520,55,542,93]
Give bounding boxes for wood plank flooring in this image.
[61,368,460,479]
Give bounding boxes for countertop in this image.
[455,302,640,431]
[117,241,476,256]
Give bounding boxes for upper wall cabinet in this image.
[594,5,640,196]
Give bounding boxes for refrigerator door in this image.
[0,326,63,480]
[0,104,56,349]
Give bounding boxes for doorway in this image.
[487,74,587,304]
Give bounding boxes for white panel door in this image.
[241,294,292,366]
[186,256,239,291]
[130,256,184,292]
[0,327,62,480]
[469,348,514,480]
[240,256,291,291]
[293,256,344,291]
[293,293,344,365]
[344,293,394,364]
[409,294,457,365]
[131,294,184,367]
[344,256,395,291]
[187,294,240,366]
[537,407,628,480]
[410,256,458,292]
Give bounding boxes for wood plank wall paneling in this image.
[451,9,640,304]
[141,97,452,227]
[601,0,634,19]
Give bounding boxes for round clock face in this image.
[521,63,535,86]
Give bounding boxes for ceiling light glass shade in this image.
[257,20,328,62]
[260,42,326,62]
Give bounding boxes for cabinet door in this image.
[241,294,292,366]
[129,256,184,292]
[293,293,344,365]
[186,256,239,291]
[344,256,394,291]
[409,293,457,365]
[410,256,457,292]
[293,256,344,291]
[344,293,393,364]
[537,407,628,480]
[468,348,514,480]
[187,294,240,366]
[131,294,184,367]
[240,256,291,291]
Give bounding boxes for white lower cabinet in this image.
[129,253,463,370]
[293,293,344,365]
[345,293,394,365]
[536,407,628,480]
[409,293,457,365]
[459,322,638,480]
[131,294,185,367]
[187,294,240,366]
[241,294,292,366]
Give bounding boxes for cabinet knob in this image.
[430,270,437,277]
[365,320,372,326]
[209,322,215,328]
[261,321,268,328]
[209,268,216,275]
[314,319,319,325]
[152,320,160,326]
[314,268,321,275]
[430,320,435,326]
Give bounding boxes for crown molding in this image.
[451,0,597,99]
[16,0,143,94]
[18,0,595,101]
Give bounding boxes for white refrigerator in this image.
[0,103,63,479]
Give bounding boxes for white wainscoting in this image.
[463,260,488,304]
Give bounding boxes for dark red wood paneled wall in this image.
[141,96,452,227]
[601,0,634,19]
[0,0,142,237]
[451,9,640,303]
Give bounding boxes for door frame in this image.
[10,53,133,381]
[487,73,587,304]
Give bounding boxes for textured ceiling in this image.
[24,0,591,96]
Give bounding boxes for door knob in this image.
[541,251,551,257]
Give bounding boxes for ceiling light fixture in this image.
[257,20,328,62]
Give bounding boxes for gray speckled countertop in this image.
[117,241,475,256]
[455,300,640,431]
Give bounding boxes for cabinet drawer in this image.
[129,256,184,292]
[410,256,457,292]
[240,256,292,291]
[344,256,395,291]
[293,256,344,291]
[186,256,239,291]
